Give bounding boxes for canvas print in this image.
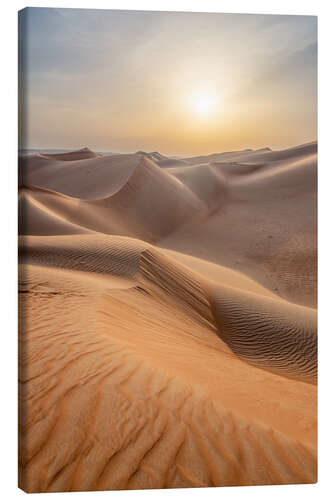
[18,7,317,493]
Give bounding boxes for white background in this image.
[1,0,332,499]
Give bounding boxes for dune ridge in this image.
[18,142,317,492]
[38,146,101,161]
[19,233,317,384]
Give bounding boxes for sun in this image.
[192,92,216,116]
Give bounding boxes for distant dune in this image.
[38,146,101,161]
[18,142,317,492]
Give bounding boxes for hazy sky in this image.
[19,8,317,155]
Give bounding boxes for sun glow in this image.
[192,92,216,116]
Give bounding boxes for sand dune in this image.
[184,141,316,165]
[207,283,316,383]
[136,150,192,168]
[19,232,317,383]
[161,149,317,307]
[19,152,142,199]
[19,158,205,241]
[141,247,316,384]
[18,142,317,492]
[38,146,101,161]
[18,189,92,236]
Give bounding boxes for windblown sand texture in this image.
[18,143,317,492]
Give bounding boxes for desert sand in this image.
[18,143,317,492]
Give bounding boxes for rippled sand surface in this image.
[18,144,317,492]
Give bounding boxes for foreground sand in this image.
[18,144,317,492]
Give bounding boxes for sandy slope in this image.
[18,142,317,492]
[18,189,93,236]
[19,157,204,241]
[162,150,317,307]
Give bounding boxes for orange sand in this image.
[18,143,317,492]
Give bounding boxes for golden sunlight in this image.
[191,92,216,116]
